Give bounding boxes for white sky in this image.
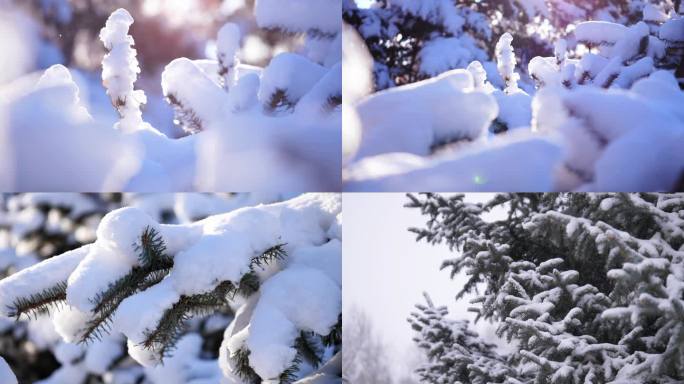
[343,193,504,380]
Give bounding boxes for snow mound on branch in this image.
[0,245,90,317]
[247,266,341,378]
[0,81,141,191]
[574,21,627,44]
[418,36,487,77]
[161,58,229,132]
[533,71,684,191]
[255,0,341,34]
[258,53,328,110]
[346,132,562,191]
[99,8,147,133]
[96,207,161,264]
[659,17,684,42]
[354,68,498,158]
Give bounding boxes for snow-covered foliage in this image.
[0,193,289,383]
[406,192,684,383]
[344,0,684,191]
[0,193,342,383]
[409,293,512,384]
[344,0,662,90]
[0,3,341,192]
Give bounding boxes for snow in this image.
[246,266,341,378]
[99,9,147,133]
[495,33,520,92]
[161,58,229,133]
[295,62,342,118]
[0,83,142,191]
[660,17,684,42]
[418,36,486,77]
[353,68,498,158]
[227,72,260,112]
[217,23,241,89]
[114,277,180,347]
[84,335,125,374]
[258,53,328,111]
[0,245,90,317]
[66,244,138,313]
[96,207,161,265]
[290,240,342,286]
[254,0,341,35]
[574,21,628,44]
[172,234,251,295]
[346,132,562,191]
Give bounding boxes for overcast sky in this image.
[343,193,504,380]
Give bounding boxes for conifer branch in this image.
[236,271,260,298]
[231,347,262,384]
[250,243,287,269]
[321,314,342,349]
[278,354,302,384]
[81,227,173,343]
[9,281,67,319]
[135,226,170,266]
[294,331,323,369]
[142,280,235,357]
[265,89,293,114]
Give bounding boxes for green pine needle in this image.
[321,314,342,350]
[278,354,302,384]
[142,281,234,358]
[250,243,287,270]
[135,226,171,266]
[294,331,323,369]
[9,281,67,319]
[231,347,262,384]
[81,227,174,343]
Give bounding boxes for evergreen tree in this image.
[408,293,513,384]
[343,0,679,90]
[406,192,684,384]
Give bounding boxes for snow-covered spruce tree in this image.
[405,193,684,383]
[0,194,342,383]
[408,293,512,384]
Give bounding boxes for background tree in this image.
[342,306,393,384]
